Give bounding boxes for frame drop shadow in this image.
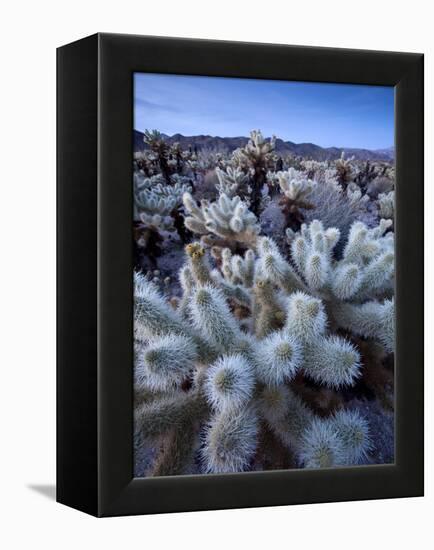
[27,484,56,500]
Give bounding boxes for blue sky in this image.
[134,73,394,150]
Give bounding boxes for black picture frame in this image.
[57,33,424,517]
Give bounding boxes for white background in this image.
[0,1,432,548]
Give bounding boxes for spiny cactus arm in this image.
[378,191,394,220]
[138,212,174,232]
[205,200,232,230]
[342,221,383,265]
[210,271,252,308]
[299,417,345,468]
[202,406,259,473]
[260,386,314,453]
[136,334,198,392]
[252,279,286,339]
[185,242,213,285]
[330,409,372,464]
[250,129,276,156]
[182,192,208,234]
[257,237,306,294]
[303,335,362,388]
[232,130,274,168]
[134,176,192,236]
[134,275,189,341]
[215,166,249,198]
[333,299,394,353]
[176,265,195,319]
[220,248,255,288]
[253,332,302,386]
[150,179,192,200]
[369,218,394,240]
[283,291,327,344]
[134,184,178,230]
[209,195,259,243]
[204,354,255,412]
[327,219,394,301]
[134,273,214,359]
[289,220,340,292]
[143,129,165,147]
[241,249,255,287]
[304,251,330,290]
[346,183,369,209]
[276,170,315,201]
[189,285,243,351]
[135,390,209,440]
[354,250,394,300]
[134,371,168,408]
[330,263,363,300]
[152,418,198,476]
[184,193,260,248]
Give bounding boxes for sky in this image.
[134,73,394,150]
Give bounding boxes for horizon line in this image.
[133,128,394,152]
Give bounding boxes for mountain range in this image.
[133,130,394,162]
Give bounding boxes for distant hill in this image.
[133,130,394,162]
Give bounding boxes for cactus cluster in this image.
[215,166,250,200]
[377,191,394,221]
[133,127,395,476]
[274,169,316,230]
[232,130,277,216]
[134,238,373,474]
[183,192,260,251]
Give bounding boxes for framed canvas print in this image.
[57,33,424,517]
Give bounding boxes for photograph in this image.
[132,73,395,477]
[0,0,428,538]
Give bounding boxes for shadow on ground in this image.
[27,484,56,500]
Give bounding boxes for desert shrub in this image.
[367,176,394,199]
[304,180,361,245]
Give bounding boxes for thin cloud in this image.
[135,97,180,113]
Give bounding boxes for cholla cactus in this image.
[335,152,355,189]
[183,192,260,251]
[282,219,394,354]
[133,128,395,476]
[215,166,250,200]
[143,129,172,183]
[377,191,394,221]
[133,172,165,194]
[330,409,372,463]
[217,247,256,288]
[187,157,199,181]
[299,417,345,468]
[354,160,377,189]
[134,150,159,176]
[196,146,228,171]
[135,178,191,226]
[133,187,176,265]
[135,225,377,475]
[275,169,315,230]
[209,247,256,313]
[232,130,276,216]
[346,182,370,209]
[355,160,395,189]
[134,183,191,226]
[134,174,193,263]
[300,159,330,180]
[170,142,185,173]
